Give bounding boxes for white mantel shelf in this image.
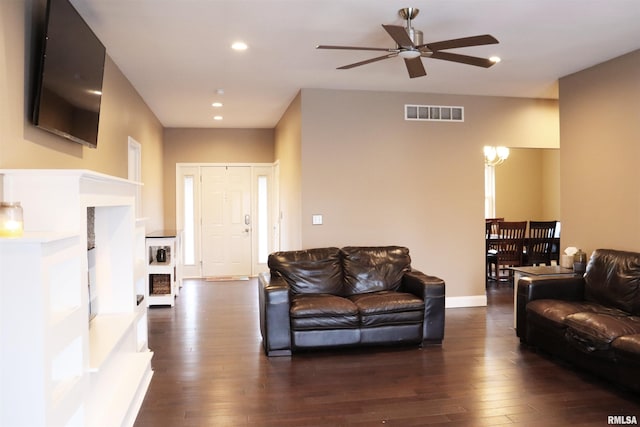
[0,169,152,427]
[0,168,142,184]
[0,231,78,243]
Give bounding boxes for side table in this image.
[509,265,576,327]
[146,230,182,307]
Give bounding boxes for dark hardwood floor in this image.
[134,279,639,426]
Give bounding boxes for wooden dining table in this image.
[486,236,561,263]
[486,234,561,282]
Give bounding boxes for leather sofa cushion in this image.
[584,249,640,315]
[350,291,424,327]
[268,247,343,295]
[526,299,607,329]
[290,294,358,330]
[564,312,640,351]
[342,246,411,295]
[612,334,640,362]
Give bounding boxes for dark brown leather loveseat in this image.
[258,246,446,356]
[516,248,640,391]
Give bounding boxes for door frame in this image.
[127,136,142,218]
[176,163,277,278]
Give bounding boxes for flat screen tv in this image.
[33,0,106,149]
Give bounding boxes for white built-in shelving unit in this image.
[145,231,182,307]
[0,169,152,427]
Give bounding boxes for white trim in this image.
[272,161,281,253]
[176,162,274,168]
[127,137,142,219]
[445,295,488,308]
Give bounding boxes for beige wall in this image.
[297,89,558,302]
[0,0,165,230]
[559,49,640,255]
[274,92,303,251]
[495,148,560,222]
[162,128,274,229]
[541,148,561,220]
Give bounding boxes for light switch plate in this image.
[312,214,323,225]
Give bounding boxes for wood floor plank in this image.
[134,279,639,426]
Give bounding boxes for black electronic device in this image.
[32,0,106,148]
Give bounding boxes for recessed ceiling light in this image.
[212,102,223,108]
[213,115,223,121]
[490,56,501,63]
[231,41,248,51]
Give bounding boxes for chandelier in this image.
[484,146,510,166]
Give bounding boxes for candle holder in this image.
[0,201,24,237]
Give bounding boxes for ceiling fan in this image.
[316,7,499,78]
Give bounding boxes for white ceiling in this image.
[72,0,640,129]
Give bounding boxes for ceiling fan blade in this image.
[382,24,414,48]
[316,45,395,52]
[337,53,398,70]
[404,57,426,78]
[429,51,496,68]
[424,34,498,52]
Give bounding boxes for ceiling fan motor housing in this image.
[406,27,423,47]
[399,7,423,48]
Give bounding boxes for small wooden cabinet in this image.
[146,231,182,307]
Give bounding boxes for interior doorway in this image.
[484,148,561,290]
[176,163,277,278]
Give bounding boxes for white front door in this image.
[201,166,252,277]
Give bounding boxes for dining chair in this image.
[526,220,557,266]
[485,218,503,236]
[487,221,527,283]
[485,218,503,278]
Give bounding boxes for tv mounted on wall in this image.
[32,0,106,149]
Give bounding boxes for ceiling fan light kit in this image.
[398,49,421,59]
[317,7,499,78]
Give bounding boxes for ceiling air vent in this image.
[405,105,464,122]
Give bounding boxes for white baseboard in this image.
[445,295,488,308]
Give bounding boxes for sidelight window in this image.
[183,176,195,265]
[484,165,496,218]
[257,175,269,264]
